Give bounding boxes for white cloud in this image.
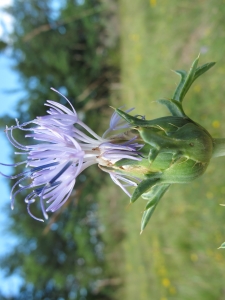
[0,0,12,7]
[0,0,13,40]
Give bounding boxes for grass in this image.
[99,1,225,299]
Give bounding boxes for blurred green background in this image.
[1,0,225,299]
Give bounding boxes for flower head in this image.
[4,57,222,237]
[1,88,142,221]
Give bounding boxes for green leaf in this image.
[140,184,170,233]
[193,62,216,82]
[178,55,200,102]
[212,138,225,158]
[131,177,160,203]
[172,70,187,101]
[115,108,157,127]
[157,98,186,117]
[143,184,170,208]
[140,207,156,234]
[116,108,190,131]
[218,242,225,249]
[172,57,215,104]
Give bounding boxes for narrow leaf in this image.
[193,62,216,81]
[172,70,187,101]
[179,55,200,102]
[140,184,170,233]
[131,178,160,203]
[144,184,170,209]
[115,108,140,126]
[218,242,225,249]
[157,98,186,117]
[140,207,156,234]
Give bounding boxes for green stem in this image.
[212,138,225,158]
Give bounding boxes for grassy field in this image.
[100,1,225,299]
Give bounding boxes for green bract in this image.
[115,56,225,233]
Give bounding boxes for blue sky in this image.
[0,1,68,296]
[0,52,25,297]
[0,0,25,293]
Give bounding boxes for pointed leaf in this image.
[193,61,216,82]
[140,207,156,234]
[142,186,159,200]
[145,197,158,209]
[172,58,215,104]
[143,184,170,209]
[115,108,172,128]
[178,55,200,102]
[115,108,154,127]
[131,178,160,203]
[140,184,170,233]
[172,70,187,101]
[218,242,225,249]
[172,55,202,103]
[157,98,186,117]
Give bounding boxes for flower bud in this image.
[112,56,222,232]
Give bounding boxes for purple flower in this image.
[102,107,135,138]
[1,88,142,221]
